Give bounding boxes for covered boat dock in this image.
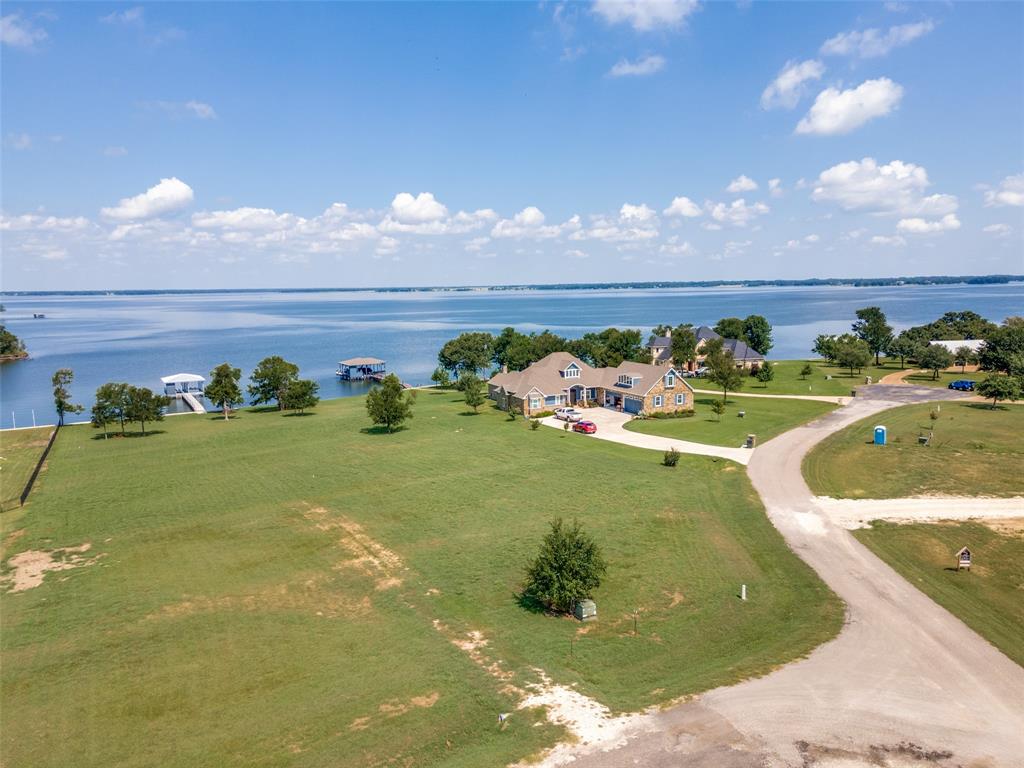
[337,357,386,381]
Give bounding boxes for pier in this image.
[181,392,206,413]
[337,357,387,381]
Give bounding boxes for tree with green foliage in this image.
[755,361,775,387]
[580,327,645,367]
[206,363,243,420]
[430,366,451,389]
[125,386,170,436]
[852,307,893,365]
[976,375,1022,409]
[460,373,485,413]
[706,347,744,401]
[52,368,83,426]
[918,344,954,380]
[438,332,494,375]
[365,373,414,433]
[523,518,607,614]
[742,315,773,355]
[953,345,977,374]
[978,317,1024,375]
[812,334,839,364]
[0,325,27,358]
[714,317,745,340]
[886,331,921,370]
[248,356,299,409]
[651,324,673,337]
[710,399,726,421]
[281,379,320,414]
[90,398,117,439]
[669,325,698,369]
[491,327,532,371]
[799,362,814,380]
[833,334,872,376]
[93,382,131,436]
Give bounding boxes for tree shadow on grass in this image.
[359,425,408,436]
[248,405,282,414]
[515,591,550,615]
[282,411,317,417]
[206,414,241,421]
[964,402,1007,411]
[457,411,482,417]
[90,430,166,440]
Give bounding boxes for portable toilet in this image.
[874,425,887,446]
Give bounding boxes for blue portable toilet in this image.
[874,425,887,446]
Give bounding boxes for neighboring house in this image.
[488,351,694,418]
[647,326,765,370]
[927,339,985,355]
[647,333,673,365]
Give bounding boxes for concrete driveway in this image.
[538,407,753,465]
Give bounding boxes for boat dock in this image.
[337,357,387,381]
[182,392,206,413]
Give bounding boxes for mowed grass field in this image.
[694,359,897,397]
[854,520,1024,666]
[0,426,53,511]
[898,368,986,389]
[803,402,1024,499]
[625,396,836,447]
[1,392,842,768]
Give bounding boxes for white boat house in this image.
[161,373,206,397]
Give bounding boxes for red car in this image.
[573,420,597,434]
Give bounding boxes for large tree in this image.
[669,325,698,369]
[125,386,170,435]
[978,317,1024,375]
[248,356,299,409]
[833,334,872,376]
[706,347,744,401]
[0,325,27,358]
[93,382,131,435]
[580,328,645,367]
[713,317,745,340]
[206,363,243,420]
[812,334,839,364]
[281,379,320,414]
[52,368,83,426]
[742,315,774,355]
[852,307,893,365]
[523,518,606,614]
[977,375,1022,409]
[918,344,954,380]
[438,332,494,375]
[365,373,414,433]
[90,399,117,439]
[885,331,921,370]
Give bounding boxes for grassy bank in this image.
[2,393,842,768]
[803,402,1024,499]
[625,396,837,447]
[694,359,897,397]
[0,427,53,511]
[854,520,1024,666]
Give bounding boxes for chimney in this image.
[665,328,672,338]
[501,363,508,374]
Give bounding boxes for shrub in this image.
[532,410,555,418]
[529,419,540,431]
[647,409,695,420]
[523,518,606,614]
[663,448,681,467]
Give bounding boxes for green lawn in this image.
[1,393,842,768]
[0,427,53,511]
[625,396,837,447]
[899,368,986,389]
[855,520,1024,666]
[693,359,898,397]
[803,402,1024,499]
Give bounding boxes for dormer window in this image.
[562,364,580,379]
[617,374,638,387]
[665,373,675,388]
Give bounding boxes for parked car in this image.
[573,420,597,434]
[948,379,976,391]
[553,407,583,422]
[694,366,709,377]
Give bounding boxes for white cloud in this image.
[983,174,1024,207]
[101,177,195,220]
[706,198,769,227]
[192,207,299,231]
[144,100,217,120]
[608,54,666,77]
[804,233,820,243]
[760,59,825,110]
[619,202,657,223]
[659,236,695,256]
[811,157,958,218]
[492,207,579,239]
[870,234,906,247]
[565,249,589,259]
[465,236,490,252]
[390,192,448,223]
[184,100,217,120]
[0,214,91,231]
[375,236,399,256]
[768,178,783,198]
[5,132,32,150]
[821,20,935,59]
[663,196,702,217]
[1,13,48,49]
[896,213,961,234]
[726,175,758,193]
[101,7,144,25]
[796,78,903,136]
[593,0,699,31]
[103,146,129,157]
[983,223,1012,238]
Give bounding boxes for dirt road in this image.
[562,387,1024,768]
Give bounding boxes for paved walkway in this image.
[691,388,849,404]
[556,387,1024,768]
[538,408,753,465]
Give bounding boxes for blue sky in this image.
[2,1,1022,289]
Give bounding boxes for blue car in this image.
[948,379,976,391]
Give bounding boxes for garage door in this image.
[624,396,643,414]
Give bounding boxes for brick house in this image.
[488,351,695,418]
[647,326,765,371]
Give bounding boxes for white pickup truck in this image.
[553,407,583,422]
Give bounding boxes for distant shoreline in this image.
[2,274,1021,297]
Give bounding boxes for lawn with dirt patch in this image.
[0,427,53,511]
[1,392,842,768]
[694,359,898,397]
[803,402,1024,499]
[854,519,1024,666]
[625,396,837,447]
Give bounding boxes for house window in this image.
[587,388,597,399]
[545,395,558,406]
[529,397,540,410]
[675,393,686,406]
[563,365,580,378]
[653,395,663,407]
[617,374,637,387]
[665,373,675,388]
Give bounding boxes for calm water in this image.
[1,284,1021,429]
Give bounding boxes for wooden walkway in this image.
[182,392,206,413]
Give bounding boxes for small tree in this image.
[365,373,414,433]
[755,361,774,387]
[918,344,954,380]
[125,386,170,435]
[430,366,451,389]
[281,379,320,414]
[461,373,485,413]
[886,332,920,370]
[91,399,116,439]
[710,400,726,421]
[529,419,540,430]
[953,345,977,373]
[663,448,681,467]
[977,375,1021,409]
[52,368,83,426]
[852,306,893,366]
[799,362,814,380]
[523,518,607,614]
[248,356,299,409]
[812,334,839,364]
[834,335,872,376]
[94,382,131,435]
[707,349,744,401]
[206,363,243,420]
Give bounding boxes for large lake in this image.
[1,283,1021,429]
